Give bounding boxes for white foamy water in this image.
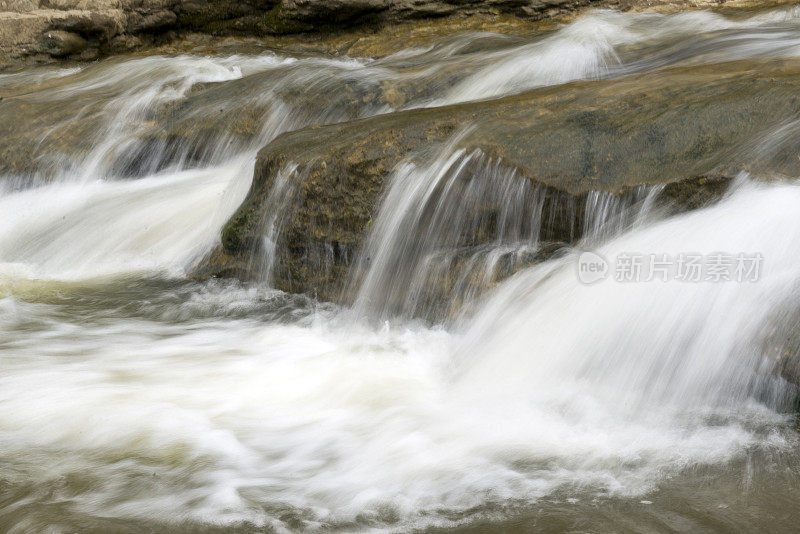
[0,52,376,284]
[349,146,545,320]
[455,181,800,408]
[1,182,798,532]
[0,158,253,283]
[24,54,296,182]
[2,6,800,533]
[440,7,800,104]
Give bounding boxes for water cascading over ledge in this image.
[347,148,549,320]
[203,56,800,314]
[207,141,733,321]
[5,8,800,532]
[345,149,666,320]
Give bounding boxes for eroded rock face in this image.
[197,59,800,302]
[2,0,796,69]
[39,29,87,55]
[0,3,127,66]
[173,0,579,36]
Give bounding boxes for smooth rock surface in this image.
[198,58,800,300]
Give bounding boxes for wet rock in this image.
[107,32,142,50]
[126,8,177,32]
[0,54,278,178]
[39,29,87,55]
[2,0,798,69]
[198,59,800,301]
[0,94,102,177]
[756,307,800,396]
[78,44,101,58]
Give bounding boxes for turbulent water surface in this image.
[2,7,800,533]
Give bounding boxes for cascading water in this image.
[2,6,800,533]
[347,144,664,321]
[455,181,799,407]
[0,53,393,282]
[437,7,800,105]
[348,147,546,320]
[0,159,251,282]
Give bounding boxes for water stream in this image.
[2,7,800,533]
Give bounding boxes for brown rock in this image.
[202,58,800,301]
[39,29,87,55]
[126,8,177,32]
[0,0,40,11]
[53,9,125,37]
[107,32,142,50]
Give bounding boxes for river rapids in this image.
[1,7,800,533]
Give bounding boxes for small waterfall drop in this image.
[348,142,662,321]
[250,163,301,286]
[454,181,800,413]
[3,7,800,532]
[0,54,391,285]
[348,147,545,319]
[0,157,254,283]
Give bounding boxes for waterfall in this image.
[250,163,301,286]
[3,6,800,532]
[347,143,664,321]
[347,147,543,319]
[0,180,796,531]
[0,54,392,284]
[454,180,800,411]
[5,5,800,287]
[0,158,254,283]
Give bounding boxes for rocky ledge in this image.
[195,58,800,304]
[1,0,796,69]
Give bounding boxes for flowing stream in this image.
[2,7,800,533]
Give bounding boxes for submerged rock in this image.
[0,90,102,178]
[198,58,800,303]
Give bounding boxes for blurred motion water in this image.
[1,6,800,533]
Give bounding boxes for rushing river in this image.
[2,7,800,533]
